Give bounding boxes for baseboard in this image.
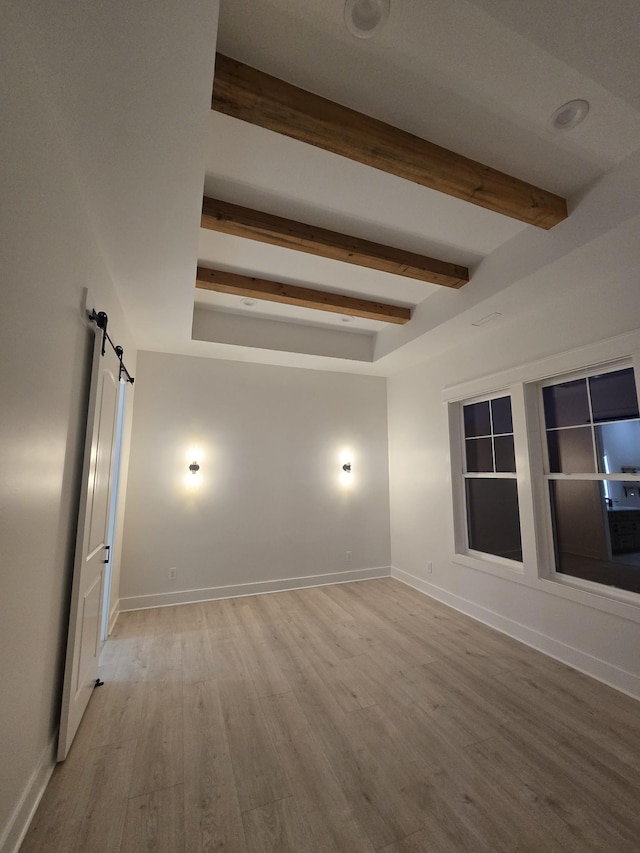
[119,566,391,612]
[391,566,640,701]
[0,735,56,853]
[108,600,120,635]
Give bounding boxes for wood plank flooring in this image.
[21,578,640,852]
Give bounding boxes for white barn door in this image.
[58,328,120,761]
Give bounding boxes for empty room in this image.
[2,0,640,851]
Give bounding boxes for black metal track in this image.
[89,309,135,384]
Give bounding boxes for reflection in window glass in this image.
[463,401,491,437]
[550,480,640,594]
[547,426,595,474]
[494,435,516,473]
[543,379,590,429]
[596,420,640,475]
[465,438,493,473]
[590,368,639,423]
[463,396,515,474]
[466,479,522,561]
[544,367,640,478]
[544,367,640,596]
[461,395,520,564]
[491,396,513,434]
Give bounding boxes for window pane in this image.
[543,379,590,428]
[464,401,491,437]
[595,420,640,475]
[466,479,522,561]
[550,480,640,594]
[546,426,595,473]
[491,396,513,434]
[465,438,493,472]
[590,368,639,422]
[494,435,516,473]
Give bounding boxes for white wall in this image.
[387,262,640,700]
[120,352,391,608]
[0,16,136,852]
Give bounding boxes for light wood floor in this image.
[21,578,640,852]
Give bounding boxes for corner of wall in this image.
[119,566,391,612]
[108,600,120,636]
[0,736,56,853]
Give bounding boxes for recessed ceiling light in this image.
[242,298,256,307]
[341,315,355,322]
[549,99,590,132]
[344,0,390,39]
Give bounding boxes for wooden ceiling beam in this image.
[196,267,411,325]
[201,197,468,288]
[212,53,568,230]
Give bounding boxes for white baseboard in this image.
[0,735,56,853]
[108,600,120,635]
[391,566,640,701]
[119,566,391,612]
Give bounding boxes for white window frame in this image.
[450,387,527,579]
[444,328,640,621]
[532,360,640,602]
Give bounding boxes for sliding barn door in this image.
[58,329,120,760]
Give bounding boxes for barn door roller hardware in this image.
[89,309,135,384]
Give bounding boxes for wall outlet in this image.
[426,561,433,574]
[346,550,352,562]
[168,567,177,580]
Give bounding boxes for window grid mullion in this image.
[488,399,497,473]
[461,395,522,564]
[542,363,640,598]
[545,472,640,481]
[585,375,598,473]
[464,471,517,480]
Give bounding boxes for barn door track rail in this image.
[88,309,135,384]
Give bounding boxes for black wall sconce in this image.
[189,461,200,474]
[342,462,352,473]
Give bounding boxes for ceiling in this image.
[25,0,640,376]
[193,0,640,370]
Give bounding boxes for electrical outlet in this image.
[346,551,352,562]
[426,561,433,574]
[168,567,177,580]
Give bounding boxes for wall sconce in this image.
[184,446,204,490]
[339,448,353,487]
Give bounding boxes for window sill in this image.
[455,554,640,621]
[539,571,640,621]
[453,551,525,581]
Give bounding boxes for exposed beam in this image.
[201,197,468,289]
[196,267,411,325]
[212,54,568,230]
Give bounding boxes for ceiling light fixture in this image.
[341,315,355,323]
[242,298,256,307]
[549,99,590,132]
[344,0,390,39]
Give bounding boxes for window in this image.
[462,395,522,562]
[448,353,640,607]
[542,366,640,594]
